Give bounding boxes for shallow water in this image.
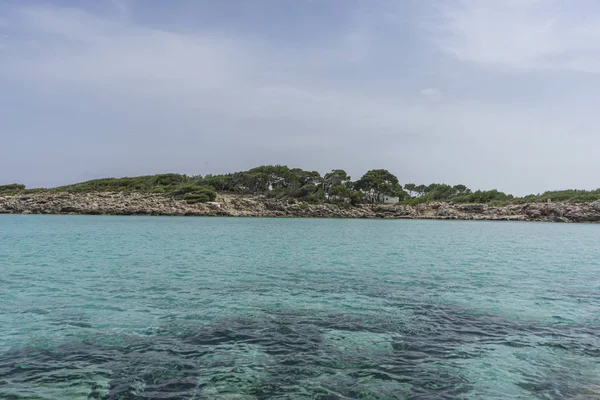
[0,215,599,399]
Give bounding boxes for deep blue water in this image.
[0,215,599,399]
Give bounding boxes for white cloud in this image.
[434,0,600,73]
[420,88,442,102]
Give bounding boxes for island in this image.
[1,166,599,222]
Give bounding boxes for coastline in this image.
[1,192,600,223]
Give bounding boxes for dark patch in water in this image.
[0,306,598,399]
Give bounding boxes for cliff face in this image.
[1,192,600,222]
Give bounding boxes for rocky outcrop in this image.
[1,192,599,222]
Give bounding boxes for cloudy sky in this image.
[1,0,599,194]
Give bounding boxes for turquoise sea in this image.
[0,215,599,399]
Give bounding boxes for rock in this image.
[0,192,599,222]
[525,209,542,218]
[458,204,486,213]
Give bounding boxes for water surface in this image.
[1,215,599,399]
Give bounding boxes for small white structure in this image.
[382,195,400,204]
[325,193,351,203]
[363,191,400,204]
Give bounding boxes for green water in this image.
[0,215,599,399]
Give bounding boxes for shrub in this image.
[151,174,187,187]
[185,193,212,204]
[172,185,208,196]
[172,185,216,204]
[55,174,192,193]
[403,197,428,206]
[0,183,25,192]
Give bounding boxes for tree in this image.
[328,185,348,202]
[228,172,269,194]
[291,168,322,187]
[415,184,427,197]
[404,183,417,198]
[323,169,351,194]
[427,184,457,200]
[355,169,404,203]
[328,184,363,205]
[202,174,231,192]
[249,165,297,190]
[453,184,471,195]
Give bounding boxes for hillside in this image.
[2,166,600,206]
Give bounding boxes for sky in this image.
[1,0,599,195]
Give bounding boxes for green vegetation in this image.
[355,169,406,202]
[172,185,217,204]
[403,183,514,205]
[2,166,599,205]
[59,173,188,193]
[0,184,26,194]
[0,174,216,204]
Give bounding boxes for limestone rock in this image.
[0,192,599,222]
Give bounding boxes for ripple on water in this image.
[1,216,600,399]
[0,307,599,399]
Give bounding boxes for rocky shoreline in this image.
[1,192,600,222]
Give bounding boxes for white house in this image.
[363,190,400,204]
[382,195,400,204]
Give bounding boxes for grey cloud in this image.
[420,88,442,102]
[0,2,599,195]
